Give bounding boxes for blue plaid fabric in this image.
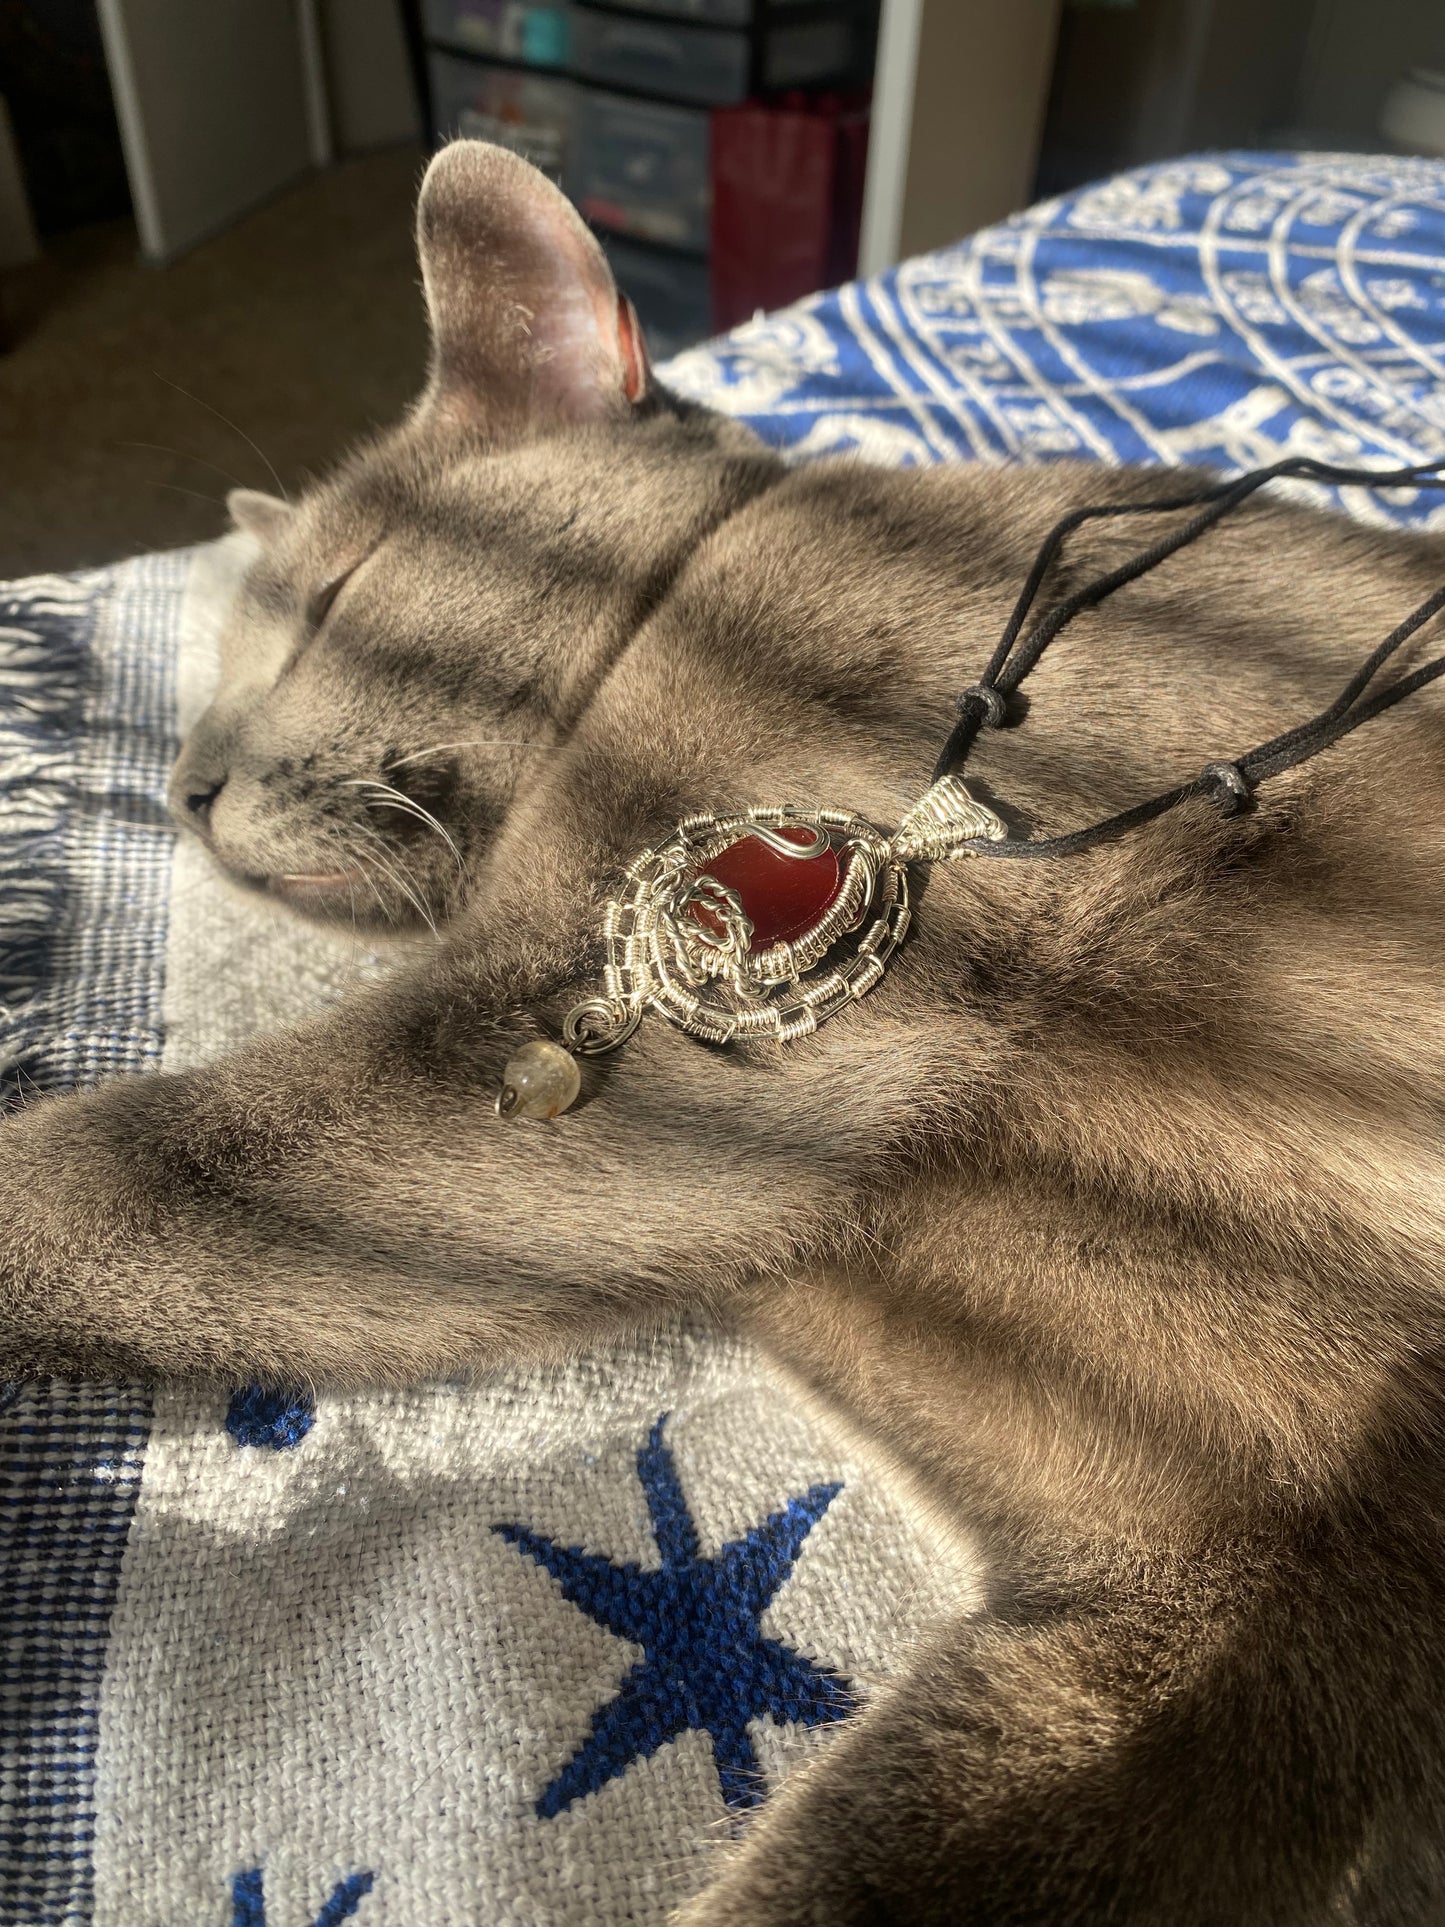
[2,151,1444,1923]
[1,556,181,1925]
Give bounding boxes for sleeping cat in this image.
[4,140,1445,1924]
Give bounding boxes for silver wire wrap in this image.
[560,778,1001,1057]
[565,805,908,1052]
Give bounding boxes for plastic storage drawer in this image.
[427,51,575,179]
[573,89,709,252]
[617,0,752,20]
[570,11,745,103]
[422,0,572,67]
[572,0,821,25]
[600,237,711,359]
[570,8,856,104]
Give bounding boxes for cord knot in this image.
[1199,761,1253,815]
[958,684,1008,729]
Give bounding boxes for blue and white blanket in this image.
[4,151,1445,1927]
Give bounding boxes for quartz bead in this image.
[495,1039,581,1120]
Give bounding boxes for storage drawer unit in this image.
[573,87,709,251]
[414,0,874,364]
[427,51,575,178]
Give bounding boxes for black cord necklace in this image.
[934,455,1445,860]
[495,455,1445,1120]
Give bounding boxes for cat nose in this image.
[183,777,225,830]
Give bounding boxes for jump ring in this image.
[562,996,642,1057]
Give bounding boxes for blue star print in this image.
[230,1865,373,1926]
[494,1414,853,1816]
[226,1385,316,1450]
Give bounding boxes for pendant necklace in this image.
[496,455,1445,1120]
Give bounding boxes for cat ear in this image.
[227,489,294,542]
[415,140,651,435]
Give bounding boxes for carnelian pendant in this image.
[690,825,843,950]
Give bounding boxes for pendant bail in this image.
[892,776,1007,862]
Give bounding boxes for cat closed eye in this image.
[306,564,357,632]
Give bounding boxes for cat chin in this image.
[206,857,414,933]
[264,870,404,928]
[191,845,438,951]
[268,868,363,902]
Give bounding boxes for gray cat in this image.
[4,141,1445,1924]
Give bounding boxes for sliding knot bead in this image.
[1199,760,1253,815]
[495,1039,580,1121]
[958,684,1008,729]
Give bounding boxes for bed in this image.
[3,150,1445,1927]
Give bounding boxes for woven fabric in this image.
[0,556,183,1926]
[3,150,1445,1926]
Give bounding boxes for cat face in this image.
[167,141,753,931]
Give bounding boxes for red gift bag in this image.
[710,94,869,333]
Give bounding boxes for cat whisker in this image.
[338,778,466,878]
[318,824,395,923]
[320,826,368,978]
[347,848,392,930]
[117,441,252,492]
[353,845,430,934]
[150,371,290,502]
[146,481,227,508]
[348,822,440,936]
[385,737,540,769]
[348,842,414,933]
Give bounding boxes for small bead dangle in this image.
[495,1039,582,1120]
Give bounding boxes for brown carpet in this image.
[0,144,430,578]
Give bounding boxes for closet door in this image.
[96,0,327,261]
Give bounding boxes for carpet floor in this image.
[0,144,429,578]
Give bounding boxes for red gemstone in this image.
[690,826,842,950]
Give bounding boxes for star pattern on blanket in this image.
[226,1385,316,1450]
[230,1865,374,1926]
[494,1415,853,1817]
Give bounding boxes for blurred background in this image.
[1,0,1443,575]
